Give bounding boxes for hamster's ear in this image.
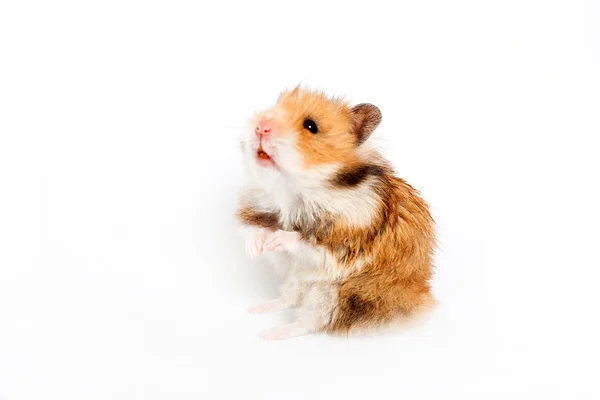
[351,103,382,145]
[278,85,301,102]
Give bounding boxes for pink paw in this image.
[264,230,301,253]
[245,232,267,259]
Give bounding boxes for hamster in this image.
[237,86,436,340]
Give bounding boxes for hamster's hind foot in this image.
[260,322,309,341]
[247,297,289,314]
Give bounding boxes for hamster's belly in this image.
[263,251,293,277]
[263,243,330,281]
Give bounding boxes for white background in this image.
[1,1,599,399]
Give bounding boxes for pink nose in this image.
[255,118,273,137]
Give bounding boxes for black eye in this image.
[303,119,318,134]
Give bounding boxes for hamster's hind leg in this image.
[248,256,302,315]
[260,282,337,340]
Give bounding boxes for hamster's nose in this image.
[255,118,273,137]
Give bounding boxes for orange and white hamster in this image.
[237,87,436,340]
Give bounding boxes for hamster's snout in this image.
[255,118,273,138]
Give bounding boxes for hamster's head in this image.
[241,87,382,187]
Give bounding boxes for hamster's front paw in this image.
[264,230,301,253]
[245,231,267,259]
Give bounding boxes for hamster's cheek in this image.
[270,134,304,172]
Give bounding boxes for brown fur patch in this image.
[332,164,385,187]
[237,208,280,230]
[334,293,375,329]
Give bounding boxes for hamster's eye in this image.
[303,119,318,134]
